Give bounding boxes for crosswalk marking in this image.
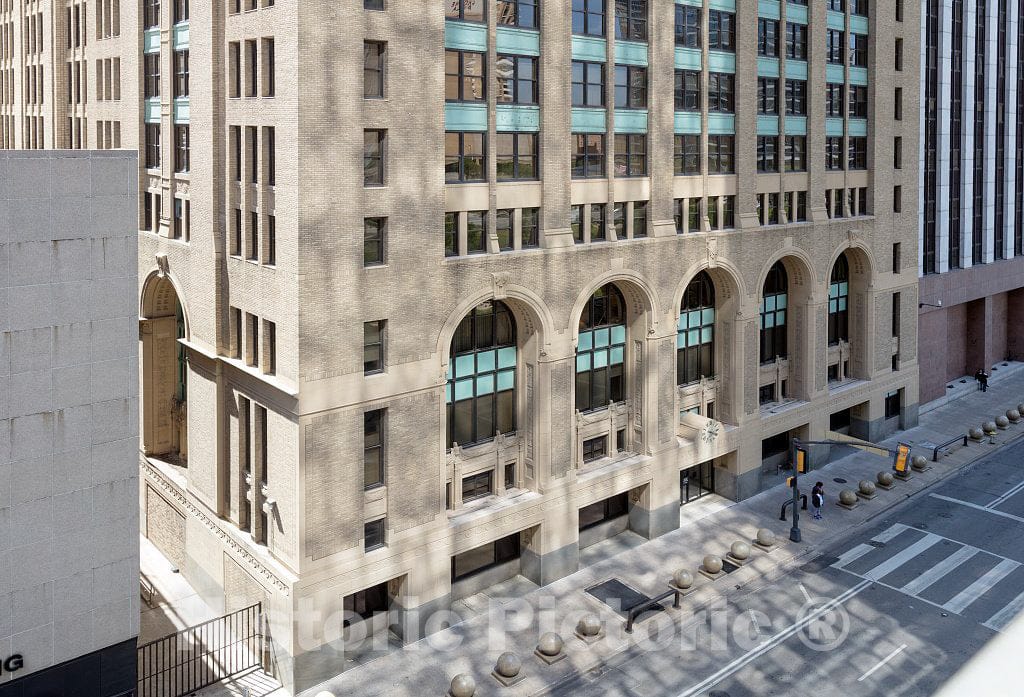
[929,494,1024,524]
[943,558,1020,614]
[874,522,911,543]
[862,535,942,581]
[983,590,1024,631]
[900,546,979,596]
[834,544,875,569]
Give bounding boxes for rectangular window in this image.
[445,132,486,183]
[893,185,902,213]
[445,212,457,257]
[708,73,734,113]
[173,50,189,97]
[229,42,241,98]
[892,243,901,273]
[582,435,608,463]
[451,533,521,581]
[265,215,276,265]
[444,50,485,102]
[145,124,161,169]
[144,0,160,28]
[613,202,625,238]
[614,0,647,41]
[496,132,538,180]
[785,79,807,115]
[591,203,606,241]
[633,201,648,238]
[263,320,276,375]
[885,390,901,419]
[848,136,867,170]
[784,135,806,172]
[757,136,779,173]
[174,0,189,23]
[826,29,844,64]
[674,70,700,111]
[849,33,868,67]
[758,18,778,57]
[446,0,485,21]
[364,409,384,489]
[674,134,701,175]
[614,65,647,109]
[497,0,538,29]
[572,0,605,37]
[364,129,386,185]
[826,83,844,116]
[364,320,385,374]
[364,519,385,551]
[521,208,539,248]
[708,10,735,51]
[246,313,260,367]
[675,4,701,48]
[707,135,734,174]
[144,54,160,98]
[246,39,258,96]
[364,41,385,98]
[758,77,778,114]
[466,210,487,254]
[462,470,494,502]
[365,0,384,8]
[496,209,513,251]
[496,54,538,104]
[364,217,386,266]
[848,85,868,118]
[262,37,275,97]
[572,133,606,178]
[571,204,584,243]
[174,125,190,173]
[571,60,605,107]
[247,126,258,183]
[264,126,276,186]
[786,22,807,59]
[893,137,902,169]
[613,134,646,177]
[826,137,843,170]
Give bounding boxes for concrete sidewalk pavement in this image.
[299,367,1024,697]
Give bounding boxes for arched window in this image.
[678,271,715,385]
[576,284,627,412]
[446,301,517,448]
[760,262,788,363]
[828,253,850,345]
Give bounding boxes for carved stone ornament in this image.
[155,253,170,278]
[492,272,513,299]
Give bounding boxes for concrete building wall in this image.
[0,150,138,695]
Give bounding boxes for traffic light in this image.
[795,446,808,474]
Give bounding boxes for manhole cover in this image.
[585,578,653,618]
[834,477,848,484]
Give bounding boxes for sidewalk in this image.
[300,368,1024,697]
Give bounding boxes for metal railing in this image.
[932,434,969,461]
[624,590,683,633]
[137,603,264,697]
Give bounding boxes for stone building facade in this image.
[0,1,920,693]
[917,0,1024,402]
[0,150,138,696]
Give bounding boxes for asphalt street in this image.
[550,437,1024,697]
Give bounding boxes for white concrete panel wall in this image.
[984,0,999,264]
[1004,0,1019,260]
[937,0,953,272]
[961,0,977,269]
[919,0,930,276]
[0,151,139,684]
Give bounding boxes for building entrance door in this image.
[680,461,715,504]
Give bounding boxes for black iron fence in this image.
[137,603,264,697]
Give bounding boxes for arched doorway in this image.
[141,276,188,463]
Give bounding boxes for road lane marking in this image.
[857,643,908,682]
[983,590,1024,631]
[862,535,942,581]
[674,580,871,697]
[929,494,1024,524]
[799,584,813,603]
[874,522,911,543]
[900,545,979,595]
[833,544,875,569]
[943,558,1020,614]
[987,479,1024,508]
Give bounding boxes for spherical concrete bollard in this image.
[730,541,751,561]
[450,674,476,697]
[1007,409,1021,423]
[839,489,858,506]
[984,421,998,434]
[1018,403,1024,416]
[494,653,522,679]
[969,427,985,441]
[576,614,601,637]
[537,632,564,657]
[756,528,776,547]
[702,555,723,574]
[858,480,876,495]
[673,569,694,589]
[996,415,1010,429]
[877,471,894,486]
[911,456,928,472]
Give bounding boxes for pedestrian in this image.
[975,369,989,392]
[811,482,825,520]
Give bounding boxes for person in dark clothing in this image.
[811,482,825,520]
[975,369,989,392]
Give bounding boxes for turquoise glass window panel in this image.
[777,294,787,310]
[688,329,699,345]
[829,284,839,299]
[760,298,767,313]
[577,353,591,372]
[476,374,494,395]
[579,330,593,351]
[829,299,838,313]
[765,295,776,312]
[677,333,687,349]
[594,327,610,348]
[703,308,715,324]
[593,349,608,369]
[688,310,702,327]
[610,346,624,365]
[611,325,626,344]
[455,378,475,401]
[777,310,785,325]
[701,327,713,344]
[678,314,688,331]
[497,369,515,391]
[764,314,775,329]
[840,282,848,295]
[445,383,453,403]
[455,354,475,377]
[838,298,847,311]
[498,347,516,369]
[477,349,495,373]
[447,363,454,379]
